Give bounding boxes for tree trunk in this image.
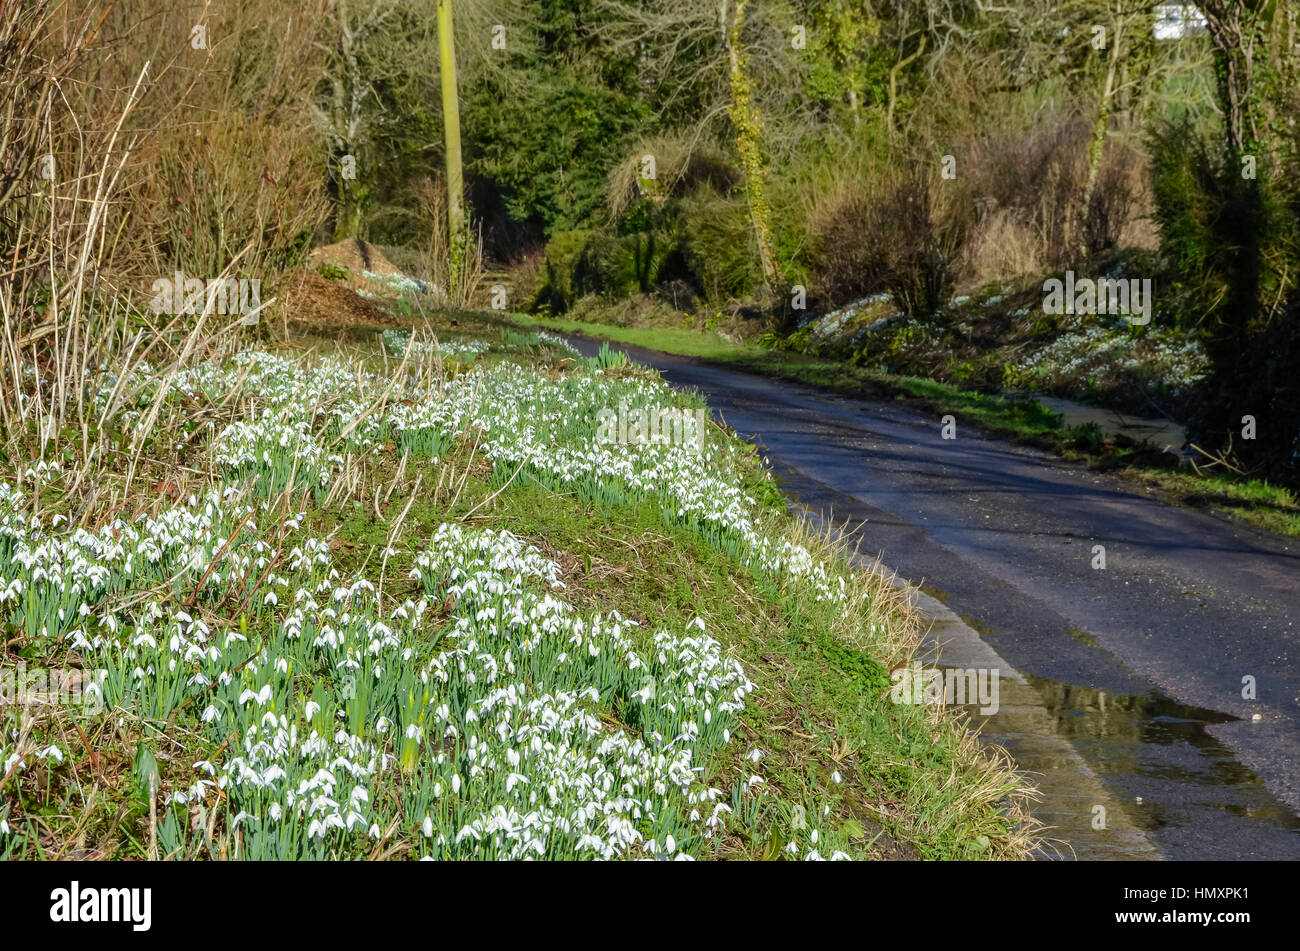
[886,35,925,138]
[1081,18,1122,251]
[331,2,362,240]
[723,0,780,293]
[1197,1,1262,156]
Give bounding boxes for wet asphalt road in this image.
[567,334,1300,859]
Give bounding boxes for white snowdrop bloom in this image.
[0,352,786,861]
[422,815,434,838]
[832,771,843,784]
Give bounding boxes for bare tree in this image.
[315,0,401,239]
[1193,0,1270,156]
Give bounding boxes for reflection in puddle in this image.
[949,666,1300,856]
[1029,394,1189,458]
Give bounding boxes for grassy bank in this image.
[0,312,1033,860]
[508,312,1300,539]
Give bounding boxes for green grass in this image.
[1124,468,1300,538]
[511,311,1067,438]
[509,312,768,361]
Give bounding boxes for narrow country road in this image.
[569,334,1300,860]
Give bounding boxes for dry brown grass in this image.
[411,175,486,308]
[0,0,336,514]
[798,110,1152,305]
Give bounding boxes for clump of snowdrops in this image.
[0,341,861,859]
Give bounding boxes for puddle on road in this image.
[947,665,1300,859]
[1028,394,1189,457]
[774,452,1299,856]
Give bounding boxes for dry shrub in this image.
[961,206,1044,285]
[607,131,740,221]
[114,0,332,284]
[811,167,967,316]
[0,0,87,248]
[0,0,154,443]
[127,113,326,281]
[807,113,1152,306]
[954,117,1149,285]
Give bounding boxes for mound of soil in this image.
[277,269,399,336]
[305,237,430,300]
[308,238,402,277]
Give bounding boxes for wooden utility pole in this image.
[437,0,464,286]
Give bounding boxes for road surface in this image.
[569,334,1300,860]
